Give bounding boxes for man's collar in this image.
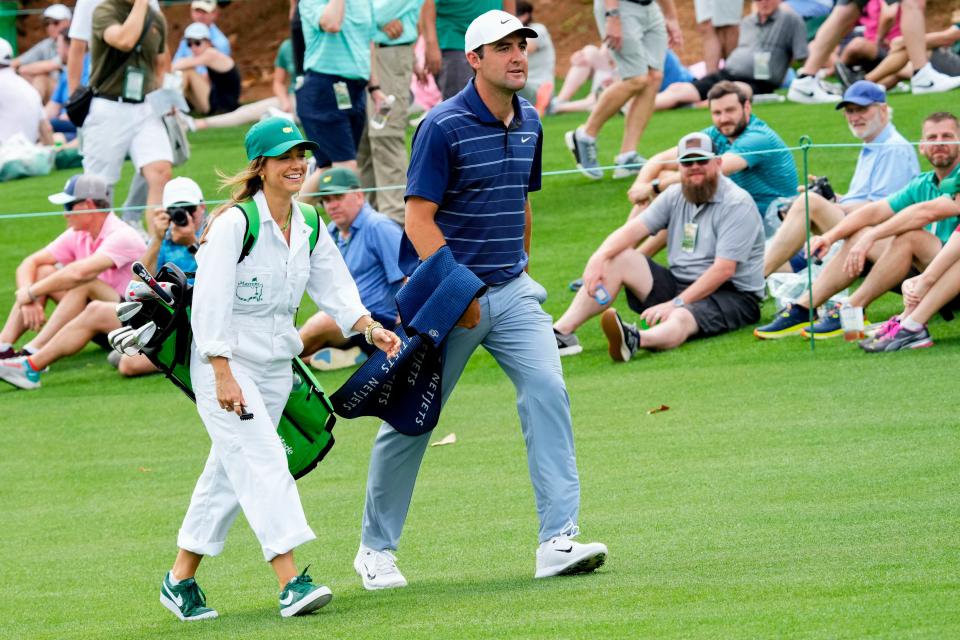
[864,122,895,146]
[350,202,373,231]
[755,7,778,24]
[463,78,524,126]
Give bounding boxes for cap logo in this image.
[322,176,332,183]
[282,127,293,133]
[687,139,703,149]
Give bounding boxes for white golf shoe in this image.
[535,534,608,578]
[354,545,408,590]
[911,62,960,95]
[787,74,841,104]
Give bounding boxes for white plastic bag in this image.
[0,133,55,182]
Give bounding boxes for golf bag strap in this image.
[236,200,321,263]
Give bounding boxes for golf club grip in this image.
[132,262,175,304]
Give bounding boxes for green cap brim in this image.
[260,139,320,159]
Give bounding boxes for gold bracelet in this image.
[364,321,383,345]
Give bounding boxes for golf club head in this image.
[107,326,134,353]
[119,332,142,357]
[116,301,143,322]
[133,322,157,349]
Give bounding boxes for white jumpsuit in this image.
[177,190,367,562]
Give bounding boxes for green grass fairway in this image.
[2,92,959,639]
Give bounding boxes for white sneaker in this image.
[535,534,608,578]
[354,545,408,590]
[911,63,960,95]
[787,75,841,104]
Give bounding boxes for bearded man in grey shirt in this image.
[553,132,765,361]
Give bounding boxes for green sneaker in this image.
[160,572,218,621]
[279,566,333,618]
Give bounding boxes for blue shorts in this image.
[296,72,366,166]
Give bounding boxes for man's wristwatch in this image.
[604,8,620,18]
[672,296,685,308]
[651,178,662,195]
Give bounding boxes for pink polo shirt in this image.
[45,213,147,295]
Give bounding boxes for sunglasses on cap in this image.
[679,157,712,166]
[187,39,205,47]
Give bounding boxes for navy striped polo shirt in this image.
[401,79,543,285]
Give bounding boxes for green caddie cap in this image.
[244,117,320,161]
[940,176,959,197]
[317,166,362,195]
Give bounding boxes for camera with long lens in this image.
[807,176,836,202]
[166,204,197,227]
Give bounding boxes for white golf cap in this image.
[48,173,113,205]
[191,0,217,12]
[464,10,537,53]
[184,22,211,41]
[677,132,716,161]
[43,3,72,21]
[162,177,204,208]
[0,37,12,66]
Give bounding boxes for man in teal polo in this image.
[755,111,960,339]
[298,0,385,171]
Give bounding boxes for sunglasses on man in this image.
[679,157,712,166]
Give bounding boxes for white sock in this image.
[168,570,182,586]
[21,344,37,355]
[576,127,595,143]
[0,342,11,351]
[900,317,923,332]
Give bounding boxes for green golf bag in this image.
[122,262,336,479]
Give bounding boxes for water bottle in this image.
[369,94,396,130]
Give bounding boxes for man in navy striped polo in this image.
[353,9,608,590]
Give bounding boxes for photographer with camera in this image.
[0,178,208,389]
[762,81,919,282]
[141,177,205,276]
[755,111,960,340]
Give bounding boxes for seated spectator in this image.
[755,112,960,339]
[193,38,297,130]
[11,3,71,101]
[864,12,960,89]
[516,1,555,115]
[631,81,797,232]
[173,0,231,75]
[0,178,206,389]
[862,179,960,351]
[789,0,960,103]
[299,167,403,371]
[173,23,241,115]
[834,0,900,86]
[44,33,90,143]
[0,174,146,388]
[0,38,53,146]
[550,45,692,115]
[763,81,919,276]
[655,0,808,110]
[552,132,765,360]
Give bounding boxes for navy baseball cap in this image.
[836,80,887,110]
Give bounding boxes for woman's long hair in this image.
[199,156,269,243]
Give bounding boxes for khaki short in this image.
[593,0,666,79]
[694,0,744,27]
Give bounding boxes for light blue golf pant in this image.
[361,273,581,549]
